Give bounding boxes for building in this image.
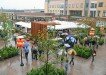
[45,0,106,18]
[45,0,88,17]
[88,0,106,18]
[0,9,54,22]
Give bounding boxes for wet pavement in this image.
[0,37,106,75]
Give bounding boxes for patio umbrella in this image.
[68,49,77,55]
[16,36,24,39]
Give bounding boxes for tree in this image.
[0,13,13,46]
[31,28,59,75]
[77,17,97,28]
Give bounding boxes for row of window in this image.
[49,10,64,14]
[49,3,84,9]
[48,2,104,9]
[90,10,106,17]
[91,2,104,8]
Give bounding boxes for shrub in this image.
[74,45,92,59]
[0,46,19,60]
[27,63,65,75]
[98,38,104,45]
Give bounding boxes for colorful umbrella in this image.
[68,49,77,55]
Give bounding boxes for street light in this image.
[16,37,24,66]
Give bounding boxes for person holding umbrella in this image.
[68,49,77,65]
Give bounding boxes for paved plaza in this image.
[0,37,106,75]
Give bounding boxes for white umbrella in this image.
[16,36,24,39]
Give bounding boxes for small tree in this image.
[31,28,59,75]
[0,13,13,46]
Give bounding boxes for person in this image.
[69,51,76,65]
[96,37,99,49]
[23,40,30,61]
[32,44,38,60]
[31,44,35,59]
[65,59,68,75]
[13,35,17,45]
[92,50,96,62]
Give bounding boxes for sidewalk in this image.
[0,36,106,75]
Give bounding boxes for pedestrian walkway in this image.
[0,35,106,75]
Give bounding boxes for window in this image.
[86,3,89,8]
[60,4,64,8]
[76,3,78,8]
[72,4,74,8]
[97,11,101,17]
[103,10,106,17]
[98,2,103,7]
[91,3,97,8]
[90,11,96,17]
[80,3,83,8]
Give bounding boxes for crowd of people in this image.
[14,31,100,75]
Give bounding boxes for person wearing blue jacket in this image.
[23,40,30,61]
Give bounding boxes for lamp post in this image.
[16,37,24,66]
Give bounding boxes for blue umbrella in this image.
[65,35,76,43]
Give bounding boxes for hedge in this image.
[0,46,19,60]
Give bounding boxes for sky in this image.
[0,0,45,9]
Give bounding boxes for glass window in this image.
[97,11,101,17]
[86,3,89,8]
[80,3,83,8]
[98,2,103,7]
[91,3,97,8]
[103,10,106,17]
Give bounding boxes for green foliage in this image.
[27,63,65,75]
[98,38,104,45]
[74,45,92,59]
[0,13,7,23]
[0,46,19,60]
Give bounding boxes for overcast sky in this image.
[0,0,45,9]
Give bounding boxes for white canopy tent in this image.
[48,20,79,30]
[77,24,90,28]
[15,22,31,28]
[15,22,31,33]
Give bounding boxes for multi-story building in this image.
[45,0,89,17]
[45,0,106,18]
[88,0,106,27]
[0,9,54,22]
[45,0,64,15]
[87,0,106,18]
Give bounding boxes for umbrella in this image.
[65,35,76,43]
[16,36,24,39]
[68,49,77,55]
